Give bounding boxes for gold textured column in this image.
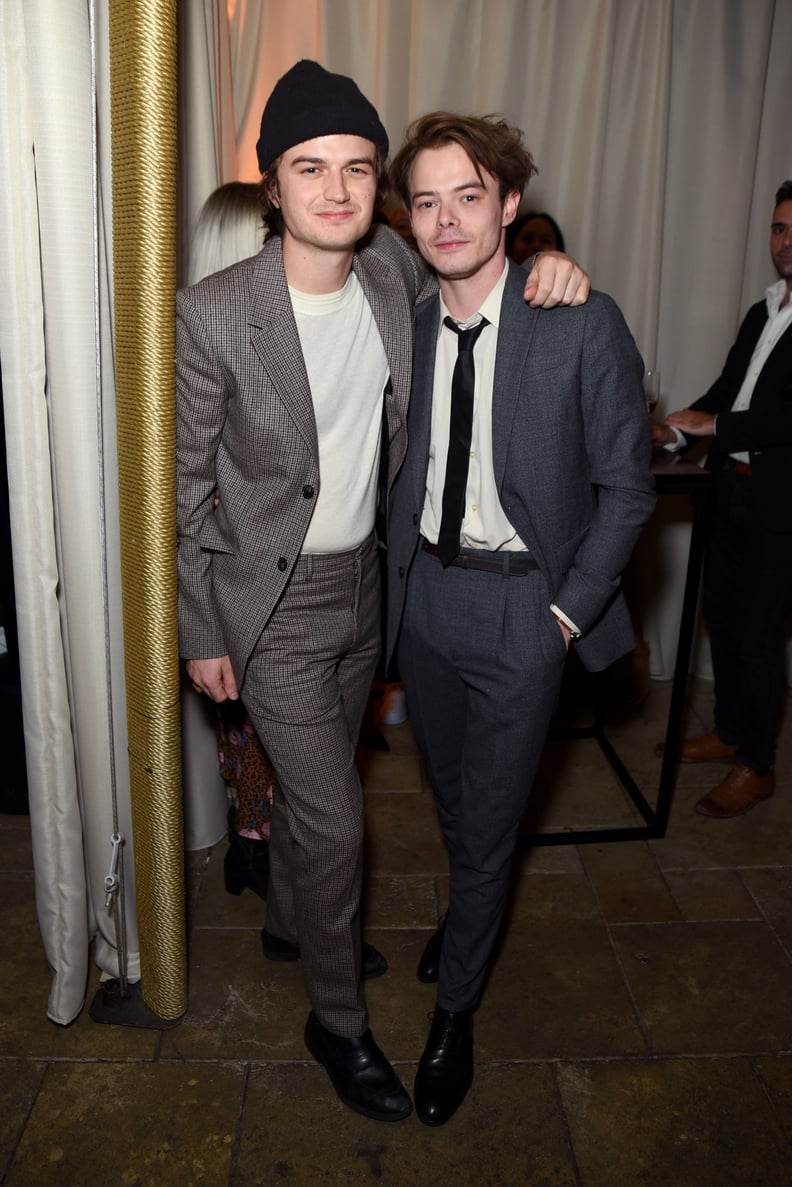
[109,0,186,1019]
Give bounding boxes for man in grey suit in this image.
[177,62,589,1123]
[387,113,656,1126]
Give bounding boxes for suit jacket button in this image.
[303,484,314,498]
[413,513,419,524]
[399,566,405,578]
[277,557,287,571]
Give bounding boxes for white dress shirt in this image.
[421,264,527,552]
[726,278,792,462]
[667,278,792,459]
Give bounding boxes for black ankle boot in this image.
[224,829,270,901]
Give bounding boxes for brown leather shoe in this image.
[695,763,775,818]
[654,731,736,764]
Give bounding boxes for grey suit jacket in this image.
[386,261,657,673]
[176,225,433,684]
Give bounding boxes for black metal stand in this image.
[520,456,713,846]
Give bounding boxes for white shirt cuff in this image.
[550,604,582,638]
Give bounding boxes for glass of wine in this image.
[644,370,661,416]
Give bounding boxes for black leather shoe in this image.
[414,1007,473,1126]
[224,831,270,902]
[304,1011,412,1122]
[262,930,388,979]
[417,915,447,983]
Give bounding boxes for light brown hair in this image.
[389,112,537,210]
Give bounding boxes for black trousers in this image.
[398,547,567,1012]
[703,466,792,772]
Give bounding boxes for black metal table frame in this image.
[521,459,713,846]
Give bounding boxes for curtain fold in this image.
[0,0,139,1025]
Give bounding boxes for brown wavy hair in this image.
[389,112,537,210]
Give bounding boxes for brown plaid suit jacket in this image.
[176,225,434,686]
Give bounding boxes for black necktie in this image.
[436,315,489,565]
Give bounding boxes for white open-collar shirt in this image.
[420,263,528,553]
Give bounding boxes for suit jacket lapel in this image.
[354,251,403,393]
[410,297,441,499]
[247,238,318,455]
[491,263,539,489]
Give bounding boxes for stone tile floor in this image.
[1,676,792,1185]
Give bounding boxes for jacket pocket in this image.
[198,517,235,555]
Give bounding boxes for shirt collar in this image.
[439,261,509,332]
[765,277,792,317]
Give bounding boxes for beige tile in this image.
[0,877,157,1059]
[664,868,761,921]
[476,922,647,1059]
[363,791,447,876]
[358,750,425,793]
[523,739,645,833]
[505,867,601,925]
[376,719,421,756]
[650,773,792,870]
[5,1062,242,1187]
[516,841,584,874]
[754,1055,792,1146]
[610,920,792,1054]
[4,678,792,1183]
[739,866,792,954]
[559,1057,791,1187]
[192,839,267,929]
[362,873,440,929]
[161,926,309,1060]
[580,841,681,923]
[0,1062,45,1181]
[0,816,33,870]
[739,865,792,922]
[237,1062,577,1186]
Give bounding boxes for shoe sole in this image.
[305,1030,413,1122]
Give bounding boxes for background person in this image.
[506,208,565,265]
[652,180,792,819]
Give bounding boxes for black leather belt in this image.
[421,537,539,575]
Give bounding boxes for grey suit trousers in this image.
[240,534,380,1036]
[398,546,568,1012]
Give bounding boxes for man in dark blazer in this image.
[177,62,589,1123]
[652,180,792,819]
[386,112,656,1126]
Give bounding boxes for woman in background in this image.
[506,210,566,266]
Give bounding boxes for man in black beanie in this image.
[177,59,589,1122]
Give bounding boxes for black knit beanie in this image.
[256,60,389,173]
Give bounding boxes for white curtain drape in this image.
[181,0,792,686]
[0,0,138,1025]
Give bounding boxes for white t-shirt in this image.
[290,272,389,553]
